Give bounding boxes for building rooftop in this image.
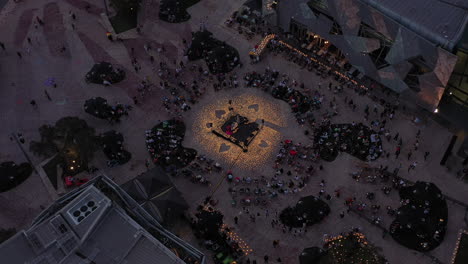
[0,176,205,264]
[359,0,468,49]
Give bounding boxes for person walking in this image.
[234,216,238,224]
[264,255,269,263]
[30,100,37,109]
[0,42,5,50]
[408,162,418,172]
[407,151,412,160]
[424,151,430,161]
[17,51,22,58]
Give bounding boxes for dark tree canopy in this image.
[0,162,33,192]
[109,0,141,33]
[84,97,130,122]
[159,0,200,23]
[280,196,330,228]
[302,232,388,264]
[30,117,99,175]
[187,30,240,74]
[0,228,16,244]
[390,181,448,252]
[85,62,125,84]
[99,130,132,165]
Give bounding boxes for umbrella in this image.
[284,139,292,144]
[290,150,298,156]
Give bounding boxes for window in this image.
[58,224,68,234]
[358,23,394,69]
[330,21,343,35]
[403,56,431,92]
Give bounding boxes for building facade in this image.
[274,0,468,112]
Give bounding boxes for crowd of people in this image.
[314,122,383,162]
[243,68,323,125]
[145,119,197,168]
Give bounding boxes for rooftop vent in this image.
[67,196,99,225]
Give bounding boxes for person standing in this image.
[30,100,37,109]
[272,240,278,248]
[424,151,430,161]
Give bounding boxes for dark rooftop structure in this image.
[0,175,205,264]
[121,166,189,225]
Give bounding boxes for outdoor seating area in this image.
[314,123,383,162]
[146,120,197,168]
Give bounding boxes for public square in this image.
[0,0,467,263]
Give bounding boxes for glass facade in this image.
[445,49,468,107]
[438,26,468,130]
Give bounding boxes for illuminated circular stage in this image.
[185,89,292,169]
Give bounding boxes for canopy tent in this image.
[121,166,188,224]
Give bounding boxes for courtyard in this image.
[0,0,467,263]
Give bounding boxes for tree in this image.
[30,117,99,175]
[0,228,16,243]
[0,162,33,192]
[319,232,387,264]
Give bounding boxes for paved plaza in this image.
[0,0,466,263]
